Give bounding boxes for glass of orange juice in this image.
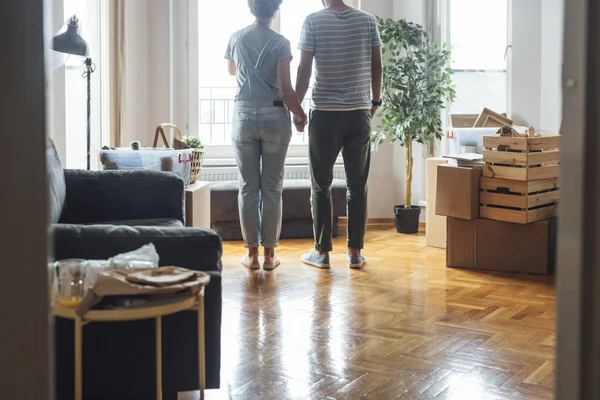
[53,259,88,308]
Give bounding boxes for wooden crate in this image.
[482,135,561,181]
[450,114,478,128]
[474,108,513,127]
[480,177,559,223]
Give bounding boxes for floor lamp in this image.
[52,16,95,170]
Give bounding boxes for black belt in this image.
[233,97,285,107]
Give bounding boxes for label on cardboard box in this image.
[476,219,554,275]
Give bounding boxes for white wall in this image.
[510,0,543,129]
[361,0,398,217]
[510,0,563,133]
[147,0,173,135]
[540,0,564,133]
[393,0,424,23]
[49,0,67,163]
[123,0,151,146]
[122,1,196,145]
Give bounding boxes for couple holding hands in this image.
[226,0,383,270]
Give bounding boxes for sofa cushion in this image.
[46,137,66,224]
[81,218,184,228]
[53,224,223,273]
[60,170,185,225]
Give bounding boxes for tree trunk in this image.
[428,140,436,158]
[404,138,413,209]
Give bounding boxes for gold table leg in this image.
[197,293,205,400]
[156,316,163,400]
[75,317,83,400]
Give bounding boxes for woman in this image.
[225,0,307,270]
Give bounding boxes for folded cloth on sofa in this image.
[76,266,210,316]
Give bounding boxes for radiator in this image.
[200,165,346,182]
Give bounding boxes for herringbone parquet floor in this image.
[183,227,556,400]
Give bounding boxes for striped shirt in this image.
[298,8,382,111]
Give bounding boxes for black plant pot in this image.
[394,205,422,234]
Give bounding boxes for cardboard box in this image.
[477,218,556,275]
[446,218,477,269]
[436,165,482,220]
[185,181,211,228]
[426,157,448,248]
[446,217,556,275]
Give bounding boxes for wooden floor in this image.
[183,227,556,399]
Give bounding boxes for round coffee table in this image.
[53,289,206,400]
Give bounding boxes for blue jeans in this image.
[232,101,292,248]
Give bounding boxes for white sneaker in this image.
[263,255,281,271]
[241,255,260,270]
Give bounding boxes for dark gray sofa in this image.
[210,179,347,240]
[47,142,222,400]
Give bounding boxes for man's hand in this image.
[294,112,308,132]
[370,106,379,118]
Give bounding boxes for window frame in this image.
[191,0,358,161]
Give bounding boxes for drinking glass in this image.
[53,259,88,308]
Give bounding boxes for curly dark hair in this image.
[248,0,282,19]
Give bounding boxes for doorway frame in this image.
[556,0,600,398]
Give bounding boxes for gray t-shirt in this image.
[298,8,382,110]
[225,25,293,102]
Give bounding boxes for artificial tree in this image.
[372,17,455,233]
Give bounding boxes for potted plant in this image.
[180,136,203,150]
[373,17,455,234]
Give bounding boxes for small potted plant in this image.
[373,17,455,234]
[179,136,204,185]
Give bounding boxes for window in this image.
[446,0,509,114]
[197,1,357,156]
[62,0,109,169]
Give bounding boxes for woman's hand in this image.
[294,111,308,132]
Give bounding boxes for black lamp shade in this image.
[52,16,88,57]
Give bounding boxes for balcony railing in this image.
[199,87,312,145]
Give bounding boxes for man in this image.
[295,0,383,269]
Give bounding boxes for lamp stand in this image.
[84,57,94,170]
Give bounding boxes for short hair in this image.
[248,0,282,19]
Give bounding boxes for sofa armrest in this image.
[60,170,185,225]
[53,224,222,273]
